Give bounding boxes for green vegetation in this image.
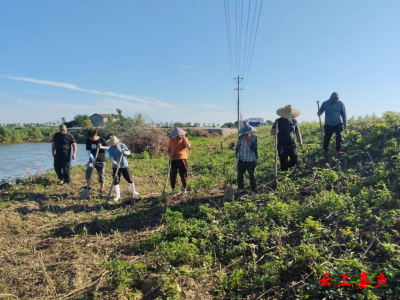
[0,112,400,299]
[0,125,58,143]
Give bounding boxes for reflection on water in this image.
[0,143,101,180]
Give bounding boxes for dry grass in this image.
[0,152,228,299]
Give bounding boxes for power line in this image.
[224,0,235,88]
[241,0,251,76]
[244,0,263,88]
[243,0,258,80]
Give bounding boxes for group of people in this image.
[51,92,346,200]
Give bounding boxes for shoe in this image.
[239,189,245,193]
[99,191,105,198]
[252,192,256,196]
[128,182,139,197]
[58,180,64,185]
[63,182,69,186]
[182,191,187,196]
[336,151,344,155]
[113,185,121,201]
[171,191,176,197]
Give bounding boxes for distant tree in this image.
[203,123,205,127]
[74,114,90,127]
[65,120,77,128]
[82,119,93,129]
[266,120,273,126]
[133,113,146,127]
[194,123,200,127]
[222,122,234,128]
[212,123,215,127]
[61,117,66,124]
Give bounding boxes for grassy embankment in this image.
[0,126,59,144]
[0,114,400,299]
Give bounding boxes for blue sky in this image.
[1,0,400,125]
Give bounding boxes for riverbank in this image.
[0,119,399,299]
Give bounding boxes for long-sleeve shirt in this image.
[236,135,258,162]
[319,100,347,127]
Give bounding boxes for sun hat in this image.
[239,121,257,135]
[276,105,300,119]
[106,135,120,146]
[169,127,187,137]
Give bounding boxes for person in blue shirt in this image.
[106,135,139,201]
[317,92,347,155]
[236,122,258,196]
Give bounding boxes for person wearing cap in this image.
[52,124,77,185]
[271,105,303,171]
[106,135,139,201]
[236,121,258,196]
[317,92,347,155]
[81,129,109,197]
[167,127,191,196]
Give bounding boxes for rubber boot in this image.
[129,182,139,197]
[113,185,121,201]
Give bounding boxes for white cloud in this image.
[180,65,194,69]
[15,99,36,105]
[0,75,170,107]
[198,103,223,109]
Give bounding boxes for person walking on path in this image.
[167,127,191,196]
[236,122,258,196]
[82,129,109,197]
[271,105,303,171]
[52,124,77,185]
[317,92,347,155]
[106,135,139,201]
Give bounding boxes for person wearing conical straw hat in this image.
[106,135,139,201]
[271,105,303,171]
[236,121,258,196]
[317,92,347,155]
[167,127,191,196]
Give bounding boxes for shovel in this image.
[80,147,99,200]
[224,159,238,199]
[273,123,279,189]
[106,154,124,202]
[317,101,324,155]
[161,158,173,202]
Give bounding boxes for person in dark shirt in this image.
[271,105,303,171]
[81,129,109,197]
[52,124,77,185]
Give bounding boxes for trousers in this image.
[278,147,298,171]
[54,155,71,183]
[112,167,133,185]
[170,159,188,189]
[324,123,343,151]
[237,159,256,192]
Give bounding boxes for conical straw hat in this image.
[276,105,300,118]
[169,127,187,137]
[106,135,120,146]
[239,121,257,135]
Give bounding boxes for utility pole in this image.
[234,75,243,131]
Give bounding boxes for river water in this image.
[0,142,98,180]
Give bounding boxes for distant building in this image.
[248,118,264,127]
[90,114,116,127]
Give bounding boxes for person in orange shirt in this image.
[167,127,191,196]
